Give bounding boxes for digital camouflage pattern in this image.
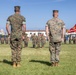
[7,14,26,40]
[41,34,46,48]
[69,35,71,44]
[47,18,65,43]
[36,34,41,48]
[31,34,37,48]
[10,39,22,62]
[7,13,26,62]
[5,35,8,44]
[64,35,66,44]
[72,37,76,44]
[49,42,61,63]
[22,33,28,47]
[1,35,4,44]
[47,17,65,63]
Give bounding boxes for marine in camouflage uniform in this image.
[22,33,28,47]
[41,34,46,48]
[64,35,66,44]
[36,33,41,48]
[46,10,65,66]
[0,35,1,44]
[31,33,37,48]
[72,37,75,44]
[75,36,76,44]
[69,35,71,44]
[6,6,26,67]
[24,34,29,47]
[5,35,8,44]
[1,35,4,44]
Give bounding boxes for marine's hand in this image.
[8,33,10,39]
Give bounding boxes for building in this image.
[0,29,5,35]
[26,30,46,38]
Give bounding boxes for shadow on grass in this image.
[29,47,40,48]
[0,61,3,63]
[29,47,41,49]
[29,47,34,48]
[2,59,12,65]
[29,60,51,66]
[45,47,49,48]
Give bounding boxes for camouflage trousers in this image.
[37,41,41,48]
[1,40,4,44]
[49,42,61,63]
[5,40,8,44]
[32,41,36,48]
[10,38,22,62]
[23,40,28,47]
[41,40,45,47]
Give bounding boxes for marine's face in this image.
[53,12,58,18]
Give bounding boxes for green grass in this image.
[0,42,76,75]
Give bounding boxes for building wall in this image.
[26,30,46,37]
[0,29,5,35]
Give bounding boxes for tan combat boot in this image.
[17,62,21,67]
[55,62,58,66]
[51,62,55,67]
[13,62,16,68]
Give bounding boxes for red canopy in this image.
[68,24,76,33]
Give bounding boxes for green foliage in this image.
[0,42,76,75]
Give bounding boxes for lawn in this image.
[0,42,76,75]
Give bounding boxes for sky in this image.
[0,0,76,31]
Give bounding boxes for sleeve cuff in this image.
[22,21,26,25]
[6,21,10,25]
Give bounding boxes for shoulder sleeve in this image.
[22,16,26,25]
[7,16,10,21]
[46,21,50,30]
[61,20,65,28]
[6,16,11,25]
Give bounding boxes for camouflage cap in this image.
[14,6,20,12]
[53,10,59,13]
